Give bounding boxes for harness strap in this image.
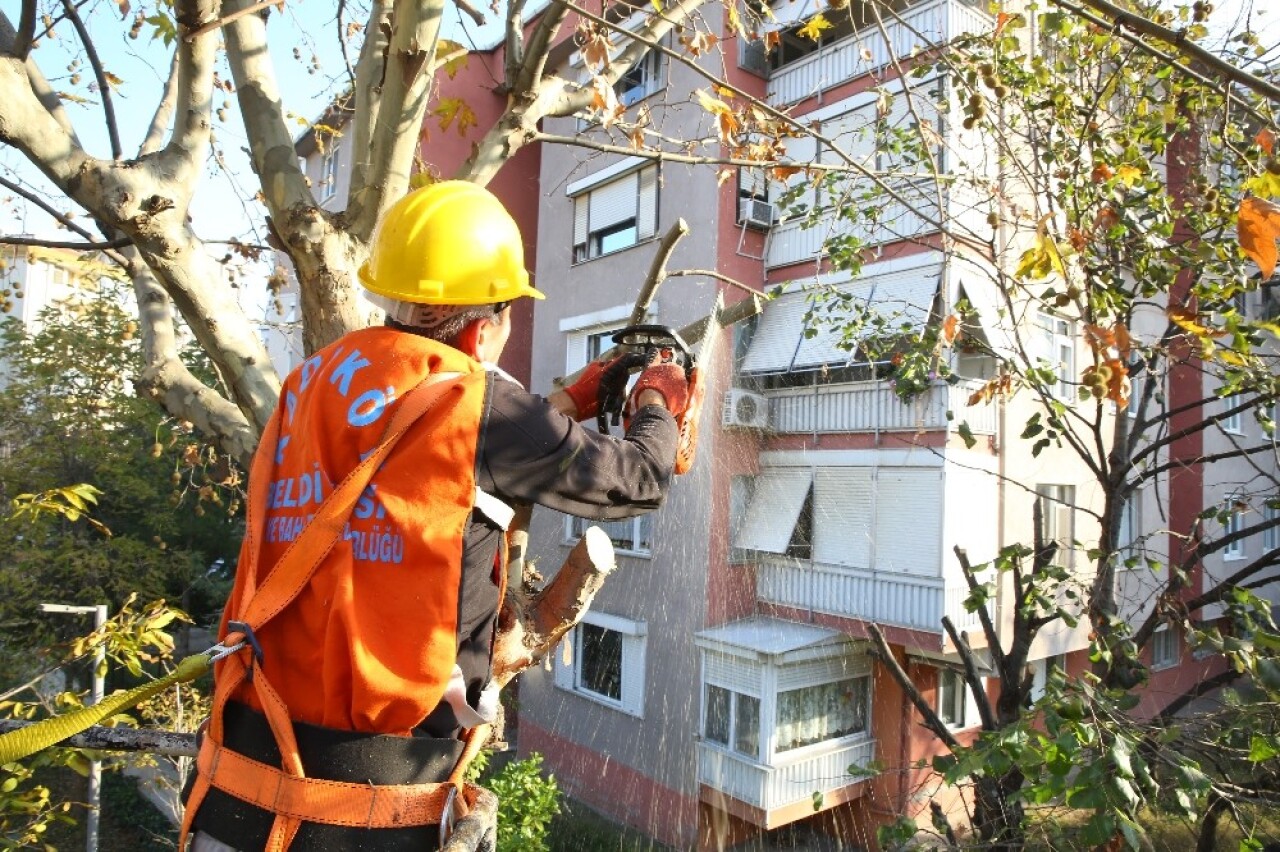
[181,370,477,851]
[196,742,457,828]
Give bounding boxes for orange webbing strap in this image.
[180,371,473,851]
[195,742,457,828]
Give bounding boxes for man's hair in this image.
[385,303,499,346]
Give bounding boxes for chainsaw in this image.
[595,324,694,435]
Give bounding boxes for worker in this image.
[181,181,697,851]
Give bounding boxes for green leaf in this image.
[1248,734,1279,762]
[958,421,976,448]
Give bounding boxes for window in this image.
[786,485,814,559]
[617,49,665,106]
[735,465,943,576]
[554,612,647,716]
[766,13,858,72]
[1115,490,1140,568]
[1035,313,1075,400]
[1265,504,1279,552]
[1029,654,1067,703]
[572,164,658,262]
[568,514,653,555]
[1221,393,1244,434]
[729,475,755,564]
[938,668,968,728]
[703,685,761,759]
[321,140,341,201]
[1151,627,1179,669]
[1036,484,1076,570]
[1223,496,1245,560]
[776,677,869,752]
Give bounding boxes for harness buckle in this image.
[439,785,458,848]
[224,621,265,665]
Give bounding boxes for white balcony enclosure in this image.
[764,0,995,106]
[766,378,998,436]
[694,619,878,825]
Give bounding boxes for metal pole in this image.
[86,604,106,852]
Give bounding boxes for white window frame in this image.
[1036,313,1075,401]
[1115,490,1141,569]
[702,683,762,760]
[570,163,658,263]
[1151,626,1179,670]
[321,140,341,201]
[1036,484,1076,570]
[937,667,978,729]
[1223,495,1245,560]
[1221,393,1244,435]
[553,611,647,717]
[617,48,665,107]
[1264,504,1279,552]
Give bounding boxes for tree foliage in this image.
[0,274,242,662]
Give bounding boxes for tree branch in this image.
[867,623,962,751]
[61,0,121,160]
[1050,0,1280,103]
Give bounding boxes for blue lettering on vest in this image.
[347,386,394,428]
[284,390,298,426]
[354,484,377,520]
[330,350,371,397]
[275,435,290,465]
[298,354,324,393]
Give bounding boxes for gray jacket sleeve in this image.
[475,374,678,520]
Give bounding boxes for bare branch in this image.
[61,0,121,160]
[0,235,131,250]
[631,218,689,326]
[941,618,997,730]
[0,720,197,757]
[867,623,962,751]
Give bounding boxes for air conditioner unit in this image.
[738,198,775,231]
[722,389,769,429]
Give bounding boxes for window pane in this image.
[939,669,962,726]
[596,221,638,256]
[579,623,622,700]
[776,678,868,752]
[734,694,760,758]
[705,685,730,745]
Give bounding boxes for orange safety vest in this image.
[182,328,504,850]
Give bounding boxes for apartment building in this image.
[510,0,1267,849]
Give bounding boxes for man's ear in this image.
[455,318,485,359]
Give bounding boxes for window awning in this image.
[694,616,848,660]
[733,468,811,554]
[741,264,942,374]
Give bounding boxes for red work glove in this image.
[563,355,635,422]
[627,363,690,418]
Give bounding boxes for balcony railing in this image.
[767,0,994,105]
[757,557,985,634]
[767,378,998,436]
[698,737,877,816]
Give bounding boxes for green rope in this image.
[0,652,212,765]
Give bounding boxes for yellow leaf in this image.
[1239,197,1280,278]
[797,14,833,41]
[1115,164,1142,187]
[433,98,477,136]
[650,0,662,10]
[727,2,744,37]
[1167,305,1216,338]
[591,77,624,128]
[1244,171,1280,200]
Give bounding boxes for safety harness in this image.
[181,369,500,851]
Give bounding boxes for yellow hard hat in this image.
[358,181,545,305]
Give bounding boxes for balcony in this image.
[766,180,993,269]
[697,737,877,825]
[766,0,994,105]
[767,378,999,436]
[756,555,985,635]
